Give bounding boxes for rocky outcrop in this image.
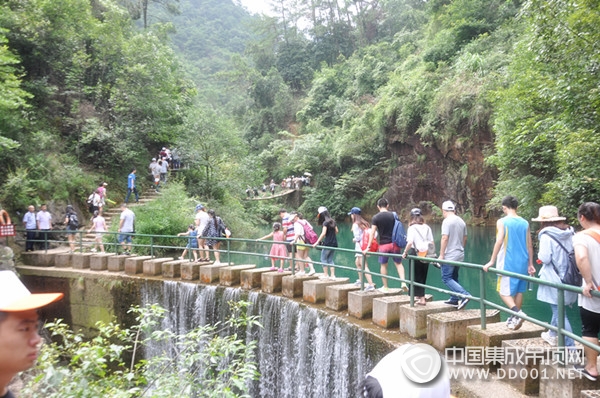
[385,128,497,222]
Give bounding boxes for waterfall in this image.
[141,280,389,397]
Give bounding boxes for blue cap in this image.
[195,204,204,211]
[348,207,361,215]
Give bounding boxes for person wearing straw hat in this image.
[531,205,577,347]
[0,270,64,398]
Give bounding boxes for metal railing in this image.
[15,228,600,357]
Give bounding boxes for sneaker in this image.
[91,248,97,253]
[354,279,362,287]
[401,285,409,293]
[457,297,470,310]
[573,364,598,381]
[364,285,375,292]
[506,316,515,329]
[541,331,557,346]
[378,287,390,293]
[307,270,315,276]
[512,310,526,330]
[444,300,459,307]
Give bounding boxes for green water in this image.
[246,222,581,334]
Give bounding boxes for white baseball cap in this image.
[442,201,455,211]
[0,271,63,312]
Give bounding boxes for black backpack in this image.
[541,232,581,287]
[69,213,79,229]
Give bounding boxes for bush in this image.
[22,301,261,398]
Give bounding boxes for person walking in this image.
[149,158,160,191]
[402,208,435,306]
[572,202,600,381]
[0,270,64,398]
[483,195,535,330]
[531,205,577,347]
[289,212,315,275]
[36,204,52,250]
[313,206,337,279]
[438,200,471,310]
[195,204,210,261]
[362,198,407,293]
[177,224,199,262]
[257,222,288,271]
[22,205,37,252]
[203,209,225,264]
[88,210,107,253]
[349,207,376,291]
[125,168,139,204]
[117,203,135,255]
[279,209,296,268]
[64,205,79,253]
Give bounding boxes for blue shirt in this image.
[23,212,36,229]
[127,173,136,189]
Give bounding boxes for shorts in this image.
[66,229,77,235]
[497,275,526,296]
[285,241,295,254]
[580,307,600,337]
[118,234,132,244]
[378,243,402,264]
[95,233,103,240]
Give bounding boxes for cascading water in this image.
[141,280,392,397]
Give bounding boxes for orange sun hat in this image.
[0,270,63,312]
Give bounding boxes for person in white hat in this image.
[0,270,63,398]
[531,205,577,347]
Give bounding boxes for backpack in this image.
[68,213,79,229]
[360,227,379,252]
[391,212,407,248]
[541,232,581,287]
[300,220,318,245]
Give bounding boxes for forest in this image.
[1,0,599,230]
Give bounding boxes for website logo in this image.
[400,343,443,384]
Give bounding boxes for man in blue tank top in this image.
[483,196,535,330]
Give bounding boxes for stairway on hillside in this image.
[81,189,159,244]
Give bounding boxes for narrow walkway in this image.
[246,189,296,201]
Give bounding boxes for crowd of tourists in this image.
[15,176,600,384]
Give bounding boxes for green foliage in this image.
[22,301,261,397]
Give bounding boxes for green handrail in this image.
[14,228,600,356]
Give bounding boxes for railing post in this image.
[480,268,487,330]
[360,254,366,291]
[226,239,231,265]
[409,258,414,307]
[150,235,154,257]
[557,288,566,350]
[291,245,296,276]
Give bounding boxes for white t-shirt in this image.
[195,211,210,235]
[407,224,433,253]
[573,230,600,313]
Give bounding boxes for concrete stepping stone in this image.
[241,268,273,290]
[326,283,360,311]
[373,294,433,329]
[399,300,458,339]
[303,277,349,304]
[124,256,152,275]
[348,288,405,319]
[427,309,500,350]
[282,274,319,298]
[262,271,292,293]
[143,257,173,276]
[220,264,256,286]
